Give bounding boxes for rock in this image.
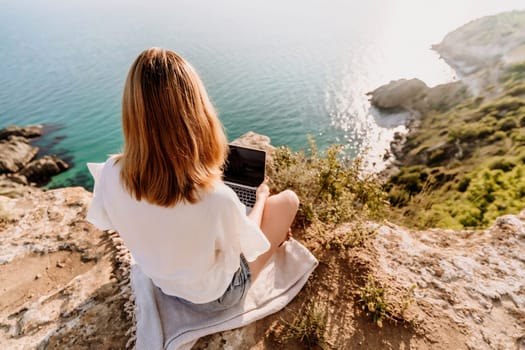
[373,214,525,350]
[433,11,525,77]
[0,175,33,198]
[389,131,407,161]
[231,132,276,164]
[19,155,69,184]
[0,139,39,174]
[0,156,524,349]
[4,173,29,186]
[0,188,131,349]
[433,11,525,94]
[0,125,43,141]
[230,131,275,154]
[368,78,429,111]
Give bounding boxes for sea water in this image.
[1,0,523,189]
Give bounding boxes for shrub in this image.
[463,165,525,226]
[457,177,471,192]
[428,148,448,164]
[269,137,387,235]
[389,166,428,194]
[501,61,525,84]
[481,115,498,127]
[507,82,525,97]
[518,149,525,163]
[284,302,327,347]
[359,276,390,328]
[488,130,507,142]
[448,122,493,141]
[498,117,518,131]
[388,186,410,207]
[489,158,516,172]
[511,129,525,144]
[519,114,525,127]
[457,205,483,227]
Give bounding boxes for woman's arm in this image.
[248,181,269,227]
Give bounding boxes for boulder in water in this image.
[0,125,43,141]
[368,78,429,111]
[20,155,69,185]
[0,139,39,174]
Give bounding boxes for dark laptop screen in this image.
[223,145,266,187]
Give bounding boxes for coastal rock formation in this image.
[367,78,428,111]
[0,174,35,198]
[368,79,468,118]
[0,187,131,349]
[0,125,69,196]
[20,155,69,185]
[1,180,524,349]
[230,131,275,154]
[372,216,525,350]
[433,10,525,76]
[0,125,43,140]
[0,138,39,174]
[433,10,525,94]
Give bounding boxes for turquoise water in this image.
[1,0,523,189]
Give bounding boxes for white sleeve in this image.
[86,162,114,230]
[231,198,271,262]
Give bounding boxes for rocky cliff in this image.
[1,176,524,349]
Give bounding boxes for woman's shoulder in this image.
[204,181,239,206]
[207,181,235,198]
[87,155,121,186]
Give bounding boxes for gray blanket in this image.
[131,238,318,349]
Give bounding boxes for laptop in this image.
[223,144,266,213]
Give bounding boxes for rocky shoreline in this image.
[368,10,525,229]
[0,125,69,198]
[1,140,525,349]
[370,10,525,163]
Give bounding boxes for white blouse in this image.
[86,158,270,303]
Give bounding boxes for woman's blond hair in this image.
[117,48,228,206]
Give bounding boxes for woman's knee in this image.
[282,190,299,212]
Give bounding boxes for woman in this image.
[87,48,299,311]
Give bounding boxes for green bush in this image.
[511,129,525,144]
[388,186,410,207]
[463,165,525,226]
[481,115,498,127]
[476,97,525,122]
[519,114,525,127]
[448,122,493,141]
[389,166,428,194]
[383,61,525,230]
[456,204,483,227]
[498,117,518,131]
[457,177,471,192]
[489,158,516,172]
[501,61,525,84]
[488,130,507,142]
[269,138,387,233]
[507,82,525,97]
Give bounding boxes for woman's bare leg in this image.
[247,190,299,281]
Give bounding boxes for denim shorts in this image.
[179,254,251,313]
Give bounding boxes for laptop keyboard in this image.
[228,183,257,208]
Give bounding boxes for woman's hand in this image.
[256,179,270,201]
[248,178,270,226]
